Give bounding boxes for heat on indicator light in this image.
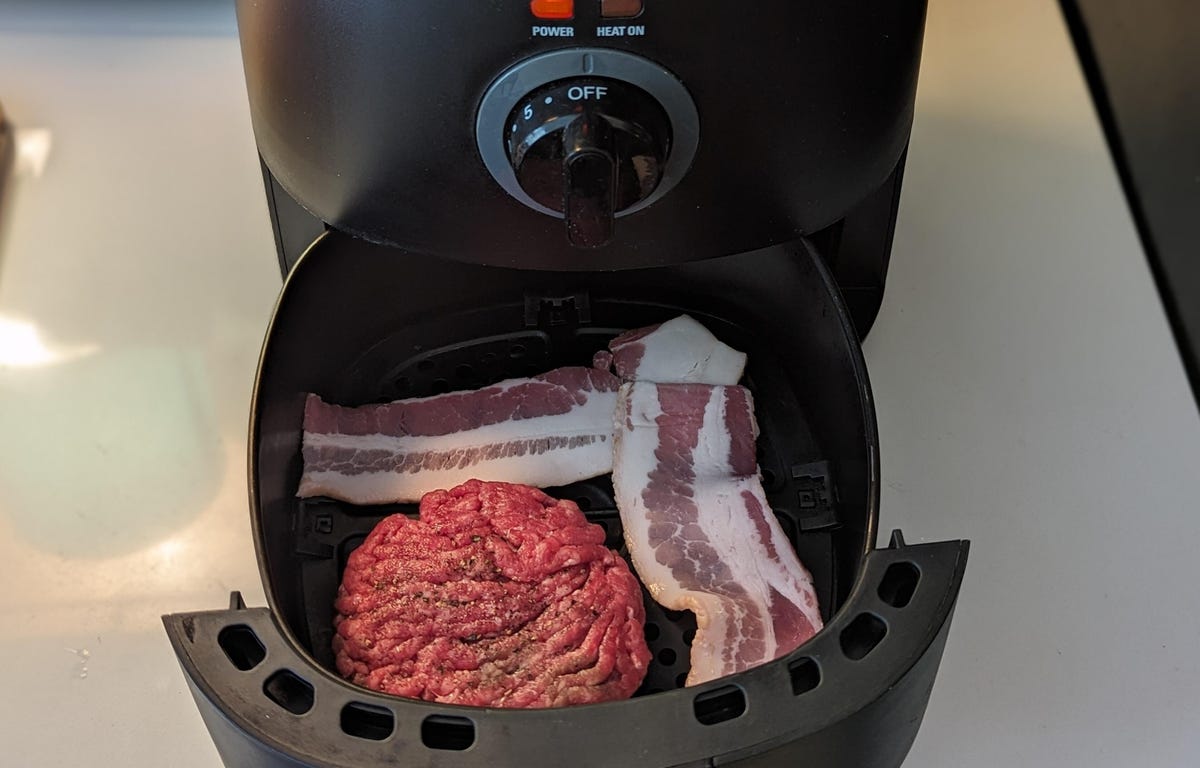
[601,0,643,18]
[530,0,574,19]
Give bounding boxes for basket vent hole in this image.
[480,352,498,365]
[263,670,314,715]
[341,703,394,741]
[509,344,526,359]
[416,359,436,372]
[788,657,821,695]
[840,613,887,661]
[421,715,475,751]
[664,609,690,624]
[431,378,450,394]
[878,562,920,608]
[682,628,696,646]
[575,496,593,511]
[761,468,777,487]
[693,685,746,726]
[217,624,265,671]
[455,363,474,379]
[658,647,678,666]
[644,623,660,642]
[675,672,689,687]
[394,376,411,394]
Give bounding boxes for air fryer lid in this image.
[164,233,967,768]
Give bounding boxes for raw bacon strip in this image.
[300,367,619,504]
[612,381,823,685]
[608,315,747,385]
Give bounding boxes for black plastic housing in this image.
[259,155,909,339]
[1060,0,1200,407]
[165,232,967,768]
[236,0,927,271]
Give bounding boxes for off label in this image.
[596,25,646,37]
[568,85,608,100]
[532,26,575,37]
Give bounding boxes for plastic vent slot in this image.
[839,613,888,661]
[788,656,821,695]
[877,562,920,608]
[693,685,747,725]
[217,625,266,671]
[421,715,475,751]
[263,670,315,715]
[341,703,394,741]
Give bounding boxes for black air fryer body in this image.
[164,3,968,766]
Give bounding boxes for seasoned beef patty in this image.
[333,480,650,707]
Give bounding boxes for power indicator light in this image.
[530,0,574,19]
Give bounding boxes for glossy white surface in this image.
[0,4,273,766]
[0,1,1197,766]
[873,2,1200,765]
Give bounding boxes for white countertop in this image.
[1,1,1197,766]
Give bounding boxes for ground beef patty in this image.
[333,480,651,707]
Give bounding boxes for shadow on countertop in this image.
[0,346,226,559]
[0,102,13,283]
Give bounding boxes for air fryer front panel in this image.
[236,0,927,269]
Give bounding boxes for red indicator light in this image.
[530,0,574,19]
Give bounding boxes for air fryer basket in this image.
[165,232,967,768]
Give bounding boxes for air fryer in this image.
[164,2,969,767]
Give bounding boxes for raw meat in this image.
[300,367,619,504]
[591,349,614,371]
[607,314,746,385]
[333,480,650,707]
[612,381,823,685]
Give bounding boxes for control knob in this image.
[506,78,671,248]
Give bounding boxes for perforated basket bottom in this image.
[289,324,841,698]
